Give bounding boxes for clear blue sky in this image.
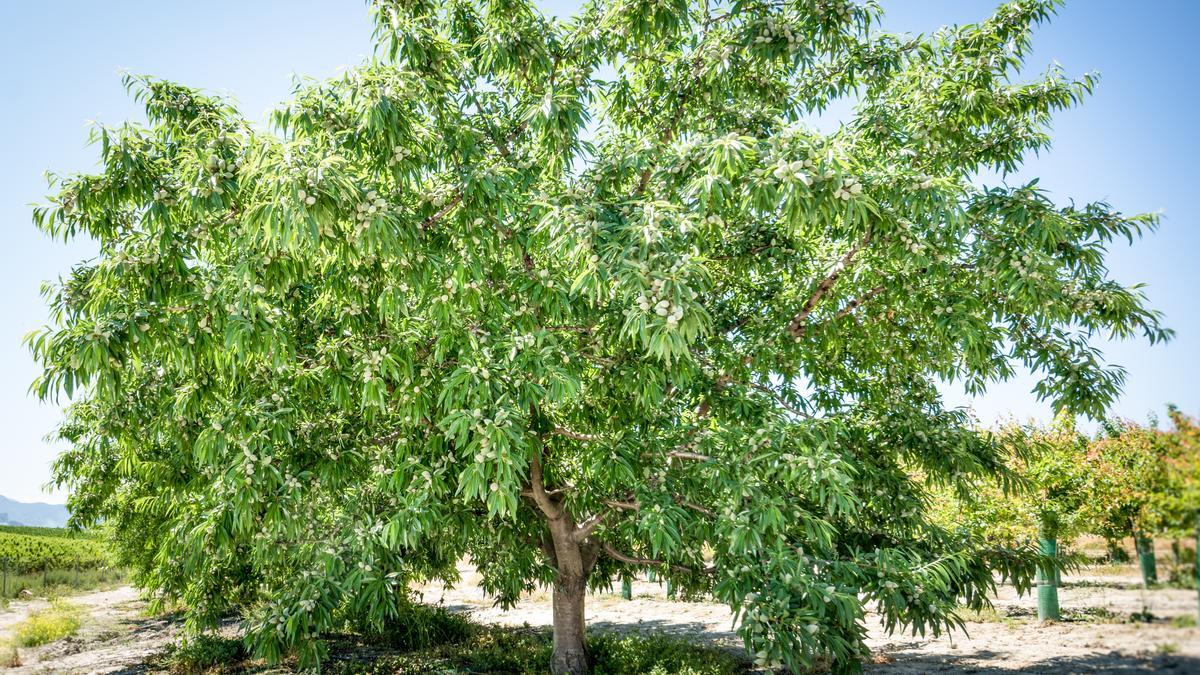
[1,1,1195,503]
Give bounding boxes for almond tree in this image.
[931,415,1092,620]
[1088,411,1200,588]
[31,1,1168,672]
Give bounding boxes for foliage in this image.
[163,634,250,674]
[0,530,111,574]
[30,0,1168,671]
[588,633,746,675]
[0,567,127,601]
[10,600,83,647]
[1086,418,1177,543]
[0,525,102,540]
[346,600,474,650]
[335,624,746,675]
[930,414,1092,544]
[1159,407,1200,537]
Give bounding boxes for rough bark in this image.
[551,571,589,675]
[547,517,591,675]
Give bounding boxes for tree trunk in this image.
[1135,532,1158,586]
[546,516,594,675]
[552,572,588,675]
[1036,529,1060,621]
[1194,511,1199,624]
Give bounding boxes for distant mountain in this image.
[0,495,70,528]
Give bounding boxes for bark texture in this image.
[547,516,594,675]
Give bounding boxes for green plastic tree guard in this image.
[1135,535,1158,586]
[1037,536,1060,621]
[621,577,632,600]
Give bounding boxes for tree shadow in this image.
[866,648,1200,674]
[588,616,739,643]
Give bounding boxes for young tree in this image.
[1088,409,1200,589]
[30,0,1169,672]
[931,415,1091,619]
[1161,407,1200,541]
[1087,418,1175,586]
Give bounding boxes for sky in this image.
[0,1,1195,503]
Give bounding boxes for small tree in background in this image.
[930,415,1091,620]
[1157,407,1200,592]
[1087,418,1175,586]
[30,0,1170,672]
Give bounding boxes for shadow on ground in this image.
[867,649,1200,674]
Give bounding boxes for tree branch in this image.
[526,440,563,520]
[745,381,810,418]
[634,17,723,196]
[553,425,600,442]
[674,495,716,518]
[667,450,714,462]
[418,194,463,231]
[572,511,607,542]
[786,229,875,336]
[602,542,715,575]
[793,284,887,337]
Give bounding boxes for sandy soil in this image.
[0,586,179,674]
[1,563,1197,673]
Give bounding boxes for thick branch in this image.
[418,194,463,231]
[786,229,875,336]
[526,443,563,520]
[674,496,716,518]
[793,284,888,337]
[553,425,600,442]
[572,511,607,542]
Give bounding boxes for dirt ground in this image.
[2,562,1198,673]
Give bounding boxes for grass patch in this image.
[1171,614,1198,628]
[10,600,83,647]
[955,606,1019,627]
[160,605,749,674]
[161,634,249,674]
[1156,642,1180,655]
[332,623,748,674]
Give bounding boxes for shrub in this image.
[590,633,743,675]
[357,602,474,651]
[163,634,248,673]
[333,622,747,674]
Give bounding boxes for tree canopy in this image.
[31,0,1169,672]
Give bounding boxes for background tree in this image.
[929,414,1091,619]
[1087,418,1175,586]
[1081,409,1200,605]
[1161,408,1200,538]
[30,0,1169,672]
